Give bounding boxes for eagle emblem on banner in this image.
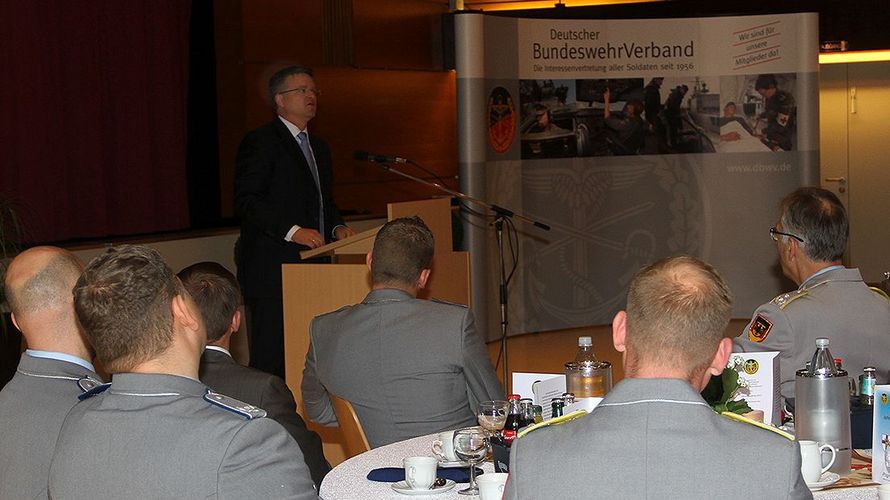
[488,87,516,154]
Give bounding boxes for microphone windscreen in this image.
[353,150,369,161]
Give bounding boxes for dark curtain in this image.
[0,1,192,243]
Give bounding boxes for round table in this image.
[319,434,880,499]
[320,434,495,500]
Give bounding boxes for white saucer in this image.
[437,459,469,468]
[391,480,456,495]
[806,472,840,491]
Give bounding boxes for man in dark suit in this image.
[178,261,331,487]
[0,247,102,499]
[235,64,354,378]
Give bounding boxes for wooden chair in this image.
[331,395,370,459]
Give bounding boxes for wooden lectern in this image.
[282,198,470,465]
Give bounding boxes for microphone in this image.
[354,150,409,164]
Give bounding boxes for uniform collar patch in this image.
[748,314,773,343]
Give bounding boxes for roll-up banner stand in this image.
[457,12,819,339]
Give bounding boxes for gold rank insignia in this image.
[748,314,772,343]
[770,289,808,310]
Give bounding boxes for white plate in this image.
[806,472,840,491]
[437,459,469,468]
[391,479,456,495]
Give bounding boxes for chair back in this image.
[331,395,370,458]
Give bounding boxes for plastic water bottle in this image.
[809,337,838,376]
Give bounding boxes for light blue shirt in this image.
[801,265,845,288]
[25,349,95,372]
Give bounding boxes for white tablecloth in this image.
[319,434,880,499]
[320,434,495,500]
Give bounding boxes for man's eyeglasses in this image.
[278,87,321,97]
[769,226,804,243]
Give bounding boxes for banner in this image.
[456,12,820,338]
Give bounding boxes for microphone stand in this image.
[368,160,550,391]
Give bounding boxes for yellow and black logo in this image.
[748,314,772,343]
[881,393,888,406]
[743,359,759,375]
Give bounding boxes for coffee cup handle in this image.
[819,444,837,475]
[432,440,445,460]
[407,465,416,486]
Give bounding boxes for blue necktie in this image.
[297,131,325,239]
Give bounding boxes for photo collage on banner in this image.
[518,72,798,159]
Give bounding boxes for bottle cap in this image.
[815,337,829,347]
[578,336,592,347]
[508,394,521,400]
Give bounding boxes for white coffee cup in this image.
[432,430,458,462]
[798,440,837,484]
[477,472,509,500]
[877,483,890,500]
[403,456,437,490]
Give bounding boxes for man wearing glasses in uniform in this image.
[733,187,890,399]
[235,65,355,378]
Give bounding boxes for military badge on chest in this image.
[748,314,772,342]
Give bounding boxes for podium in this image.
[282,198,470,465]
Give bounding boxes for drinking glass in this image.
[453,426,488,495]
[477,400,508,433]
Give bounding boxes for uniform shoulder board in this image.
[770,289,808,310]
[204,390,267,420]
[869,286,890,301]
[430,298,468,308]
[77,375,104,393]
[314,304,352,319]
[78,381,111,401]
[720,411,794,440]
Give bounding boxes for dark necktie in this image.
[297,131,325,239]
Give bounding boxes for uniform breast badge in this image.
[748,314,773,342]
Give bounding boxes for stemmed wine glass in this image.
[452,426,488,496]
[477,400,508,435]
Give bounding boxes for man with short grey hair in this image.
[505,256,810,500]
[734,187,890,399]
[0,247,100,499]
[48,245,318,499]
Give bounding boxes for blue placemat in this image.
[367,466,484,483]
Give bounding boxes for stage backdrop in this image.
[456,12,819,340]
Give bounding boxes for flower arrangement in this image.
[701,355,754,415]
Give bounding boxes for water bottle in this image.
[809,337,838,376]
[796,337,851,476]
[564,336,612,398]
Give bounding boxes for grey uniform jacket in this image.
[48,373,319,500]
[301,288,504,448]
[199,347,331,487]
[0,354,100,500]
[733,267,890,399]
[505,378,812,500]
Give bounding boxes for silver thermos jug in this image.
[795,337,852,476]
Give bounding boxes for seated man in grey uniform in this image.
[0,247,101,499]
[48,245,318,499]
[178,261,331,487]
[505,256,811,500]
[301,216,504,448]
[733,187,890,399]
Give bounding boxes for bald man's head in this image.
[5,247,86,352]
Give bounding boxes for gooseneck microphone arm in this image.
[355,151,550,390]
[353,151,550,231]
